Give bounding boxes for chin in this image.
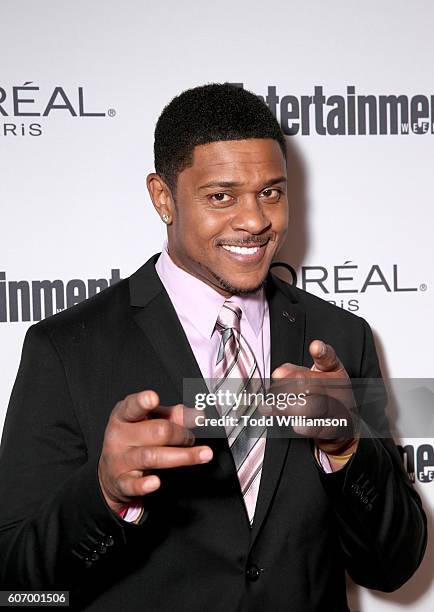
[213,272,266,296]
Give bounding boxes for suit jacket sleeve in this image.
[0,324,145,591]
[317,318,427,591]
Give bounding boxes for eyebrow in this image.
[198,176,287,191]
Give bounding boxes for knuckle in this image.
[185,429,195,446]
[154,419,171,442]
[141,447,158,469]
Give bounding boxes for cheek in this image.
[270,205,289,232]
[180,209,229,242]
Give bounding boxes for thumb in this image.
[309,340,340,372]
[120,390,160,422]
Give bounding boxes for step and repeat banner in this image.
[1,1,433,609]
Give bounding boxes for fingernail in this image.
[318,342,326,357]
[199,448,213,463]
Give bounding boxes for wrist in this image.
[97,458,126,514]
[316,420,360,454]
[315,436,359,472]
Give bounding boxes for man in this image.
[0,83,427,611]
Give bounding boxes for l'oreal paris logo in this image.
[0,82,115,137]
[271,261,427,313]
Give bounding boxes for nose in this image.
[231,194,271,235]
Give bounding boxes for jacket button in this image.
[246,564,261,581]
[103,535,115,547]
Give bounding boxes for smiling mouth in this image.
[218,239,270,261]
[221,244,262,255]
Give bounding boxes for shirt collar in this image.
[155,242,265,339]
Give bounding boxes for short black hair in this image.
[154,83,286,193]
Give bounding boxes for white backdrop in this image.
[1,1,433,609]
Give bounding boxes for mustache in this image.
[216,235,273,247]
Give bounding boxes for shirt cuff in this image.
[315,446,333,473]
[118,503,145,524]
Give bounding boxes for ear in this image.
[146,173,174,224]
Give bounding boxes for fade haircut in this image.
[154,83,287,193]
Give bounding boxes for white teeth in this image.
[222,245,260,255]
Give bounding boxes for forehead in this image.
[179,138,286,187]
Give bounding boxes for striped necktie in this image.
[213,300,267,524]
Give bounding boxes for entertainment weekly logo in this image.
[398,443,434,485]
[0,82,116,137]
[0,269,122,322]
[234,83,434,136]
[270,261,428,313]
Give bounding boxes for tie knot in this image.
[216,301,241,333]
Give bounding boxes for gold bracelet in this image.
[326,450,355,462]
[314,445,354,466]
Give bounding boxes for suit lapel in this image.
[250,274,306,544]
[131,287,204,401]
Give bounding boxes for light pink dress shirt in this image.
[155,244,271,384]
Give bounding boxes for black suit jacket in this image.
[0,254,427,611]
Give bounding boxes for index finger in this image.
[151,403,203,430]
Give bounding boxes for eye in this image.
[210,193,233,204]
[259,188,282,202]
